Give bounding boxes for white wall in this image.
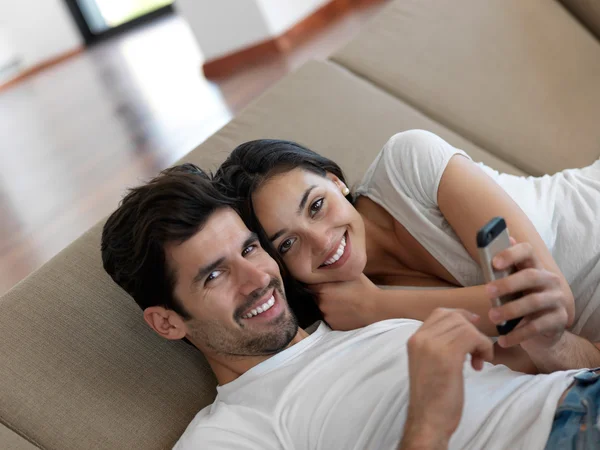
[1,0,83,71]
[175,0,271,61]
[257,0,329,36]
[175,0,330,61]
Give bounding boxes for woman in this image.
[215,130,600,347]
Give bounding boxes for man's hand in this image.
[485,239,569,351]
[399,308,494,449]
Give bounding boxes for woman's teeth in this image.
[244,296,275,319]
[323,234,346,266]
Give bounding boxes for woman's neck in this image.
[360,210,414,275]
[356,197,457,287]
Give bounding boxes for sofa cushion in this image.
[0,59,523,450]
[0,222,217,450]
[561,0,600,41]
[183,60,526,178]
[332,0,600,176]
[0,423,38,450]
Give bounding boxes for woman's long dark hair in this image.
[215,139,353,327]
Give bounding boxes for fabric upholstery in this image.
[182,61,526,179]
[0,222,217,449]
[0,59,524,450]
[561,0,600,41]
[332,0,600,176]
[0,424,38,450]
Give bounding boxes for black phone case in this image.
[477,217,523,336]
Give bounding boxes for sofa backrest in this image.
[0,222,218,449]
[2,0,598,447]
[331,0,600,175]
[0,56,522,449]
[560,0,600,41]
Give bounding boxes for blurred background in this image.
[0,0,388,296]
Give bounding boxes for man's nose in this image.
[237,258,271,297]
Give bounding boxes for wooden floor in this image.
[0,3,387,296]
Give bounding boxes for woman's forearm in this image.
[372,285,498,336]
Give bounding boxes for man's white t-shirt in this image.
[175,320,577,450]
[356,130,600,341]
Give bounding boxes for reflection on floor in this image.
[0,3,387,295]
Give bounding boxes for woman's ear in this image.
[326,172,348,193]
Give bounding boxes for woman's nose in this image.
[307,228,332,257]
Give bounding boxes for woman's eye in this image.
[279,238,296,254]
[310,198,324,217]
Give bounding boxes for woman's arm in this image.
[436,155,575,324]
[313,274,502,335]
[312,242,572,373]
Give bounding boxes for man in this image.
[101,164,599,449]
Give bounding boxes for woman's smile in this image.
[318,231,351,270]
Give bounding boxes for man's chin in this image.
[247,311,299,356]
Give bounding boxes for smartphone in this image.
[476,217,523,335]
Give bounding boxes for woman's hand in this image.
[486,238,571,351]
[311,274,380,330]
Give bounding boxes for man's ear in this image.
[143,306,187,340]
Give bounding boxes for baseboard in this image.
[0,47,84,93]
[202,0,386,79]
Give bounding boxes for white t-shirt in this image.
[175,320,577,450]
[356,130,600,341]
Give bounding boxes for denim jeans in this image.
[545,368,600,449]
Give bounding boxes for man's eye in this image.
[279,238,296,254]
[310,198,324,217]
[242,244,256,256]
[206,270,222,284]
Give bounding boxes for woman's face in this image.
[252,168,367,285]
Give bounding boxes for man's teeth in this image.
[244,296,275,319]
[323,235,346,266]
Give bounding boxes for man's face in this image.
[165,208,298,357]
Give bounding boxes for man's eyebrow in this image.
[269,186,317,242]
[191,257,225,288]
[242,232,259,249]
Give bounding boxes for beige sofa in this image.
[1,1,599,448]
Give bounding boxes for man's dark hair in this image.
[101,163,234,318]
[214,139,351,327]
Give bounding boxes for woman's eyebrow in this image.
[269,185,317,242]
[269,229,287,242]
[297,185,317,214]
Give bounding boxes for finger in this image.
[498,309,568,347]
[471,348,494,371]
[471,354,485,371]
[446,324,494,364]
[509,236,517,246]
[421,308,479,332]
[417,310,480,346]
[486,268,554,300]
[489,291,563,324]
[429,314,480,340]
[492,242,540,271]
